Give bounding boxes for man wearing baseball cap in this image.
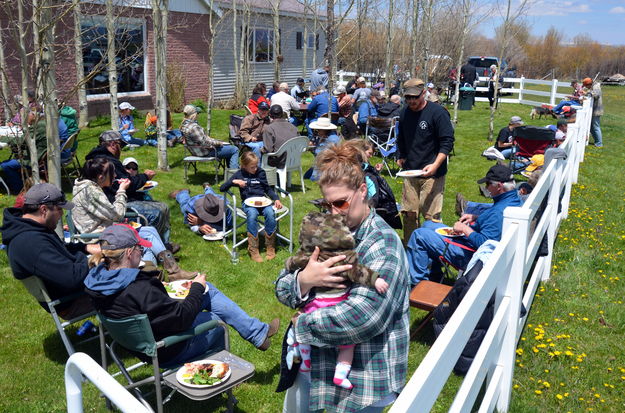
[350,76,372,109]
[240,101,271,161]
[582,77,603,147]
[169,184,233,236]
[84,224,281,361]
[1,183,99,319]
[290,77,309,102]
[406,164,522,285]
[495,115,524,159]
[397,78,455,246]
[180,104,240,168]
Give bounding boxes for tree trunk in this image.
[73,1,89,128]
[272,0,281,80]
[106,0,118,130]
[410,0,420,77]
[312,3,318,69]
[152,0,169,170]
[488,0,512,140]
[17,0,40,183]
[240,3,251,106]
[206,0,215,133]
[0,22,11,122]
[384,0,394,95]
[40,0,61,189]
[302,20,308,77]
[452,2,469,124]
[324,0,335,93]
[420,0,434,82]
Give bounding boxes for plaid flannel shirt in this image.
[180,119,224,156]
[275,210,410,413]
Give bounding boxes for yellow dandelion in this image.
[535,390,542,395]
[556,394,564,400]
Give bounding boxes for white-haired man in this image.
[270,82,301,125]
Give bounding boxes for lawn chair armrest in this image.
[159,320,221,348]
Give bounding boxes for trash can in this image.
[458,86,475,110]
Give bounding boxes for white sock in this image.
[333,362,353,389]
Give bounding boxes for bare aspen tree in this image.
[355,0,370,74]
[232,0,241,105]
[311,0,318,68]
[301,0,312,77]
[106,0,119,130]
[410,0,420,77]
[72,0,89,128]
[16,0,40,183]
[39,0,61,189]
[240,0,251,105]
[420,0,434,82]
[205,0,217,133]
[152,0,169,170]
[384,0,394,95]
[488,0,529,140]
[271,0,282,80]
[0,24,11,122]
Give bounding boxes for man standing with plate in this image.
[397,78,455,246]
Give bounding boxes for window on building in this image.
[308,33,315,49]
[81,16,146,96]
[248,28,274,63]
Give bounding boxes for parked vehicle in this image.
[467,56,516,89]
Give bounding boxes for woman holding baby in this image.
[275,142,411,412]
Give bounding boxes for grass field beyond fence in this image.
[0,88,623,412]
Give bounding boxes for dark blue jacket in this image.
[220,168,278,201]
[467,189,522,248]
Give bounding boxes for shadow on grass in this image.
[42,327,101,365]
[409,316,437,346]
[248,361,280,386]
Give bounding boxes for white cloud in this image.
[526,0,591,16]
[610,6,625,13]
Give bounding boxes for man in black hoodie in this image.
[1,183,99,319]
[84,131,173,248]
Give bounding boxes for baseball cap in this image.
[24,183,74,209]
[403,78,425,96]
[99,224,152,250]
[370,89,381,98]
[477,164,514,184]
[427,82,435,89]
[357,76,366,83]
[296,77,305,83]
[258,101,270,111]
[100,130,124,144]
[509,116,524,125]
[582,77,592,86]
[194,194,224,224]
[333,85,346,95]
[183,104,202,116]
[269,104,284,118]
[119,102,135,111]
[557,118,568,127]
[122,157,139,167]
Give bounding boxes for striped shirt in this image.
[275,210,410,412]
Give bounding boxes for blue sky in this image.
[481,0,625,45]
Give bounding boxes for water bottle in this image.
[77,320,96,336]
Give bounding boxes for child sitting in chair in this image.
[219,151,283,262]
[284,212,388,390]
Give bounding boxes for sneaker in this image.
[594,143,603,148]
[258,318,281,351]
[202,182,211,189]
[168,189,188,199]
[455,193,467,217]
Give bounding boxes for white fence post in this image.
[550,79,558,106]
[518,76,524,102]
[496,207,531,412]
[542,159,564,281]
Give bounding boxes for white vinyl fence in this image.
[390,99,592,413]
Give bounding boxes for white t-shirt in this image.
[271,91,301,117]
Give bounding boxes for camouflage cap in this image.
[403,78,425,96]
[298,212,355,252]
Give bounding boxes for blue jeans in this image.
[121,134,148,146]
[0,159,24,193]
[499,147,514,159]
[406,220,475,285]
[127,201,171,243]
[166,129,182,140]
[552,100,577,114]
[465,201,493,216]
[160,282,269,367]
[207,145,239,169]
[138,226,167,264]
[243,204,276,237]
[591,115,602,146]
[175,188,230,232]
[244,141,264,164]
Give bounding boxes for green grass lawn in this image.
[0,88,623,412]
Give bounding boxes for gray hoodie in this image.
[310,68,328,91]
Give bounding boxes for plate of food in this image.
[435,227,463,238]
[202,231,224,241]
[128,221,142,229]
[140,181,158,191]
[244,197,272,208]
[396,170,425,178]
[176,360,231,388]
[162,279,207,300]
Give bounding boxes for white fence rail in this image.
[390,99,592,413]
[65,352,152,413]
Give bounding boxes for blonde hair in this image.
[98,240,130,268]
[240,151,258,168]
[316,142,365,190]
[342,139,373,162]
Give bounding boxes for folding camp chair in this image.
[221,167,294,264]
[18,275,97,357]
[260,136,308,196]
[182,143,225,184]
[439,237,476,280]
[228,114,245,149]
[366,116,399,178]
[409,280,453,338]
[510,125,556,174]
[97,314,254,413]
[61,131,82,183]
[66,208,148,243]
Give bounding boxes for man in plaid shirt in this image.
[276,209,410,412]
[180,104,239,168]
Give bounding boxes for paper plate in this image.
[396,170,424,178]
[163,280,207,300]
[203,231,224,241]
[244,197,272,208]
[435,227,463,238]
[140,181,158,190]
[176,360,231,388]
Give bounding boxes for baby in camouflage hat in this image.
[285,212,388,390]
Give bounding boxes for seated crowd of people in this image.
[0,71,592,412]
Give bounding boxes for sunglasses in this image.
[125,166,138,171]
[405,92,424,101]
[319,191,357,212]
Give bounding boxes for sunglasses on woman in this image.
[319,190,357,212]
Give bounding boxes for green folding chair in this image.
[97,313,255,413]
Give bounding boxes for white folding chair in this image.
[260,136,309,197]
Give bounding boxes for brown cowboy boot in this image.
[265,232,277,260]
[157,250,196,281]
[258,318,281,351]
[247,233,263,263]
